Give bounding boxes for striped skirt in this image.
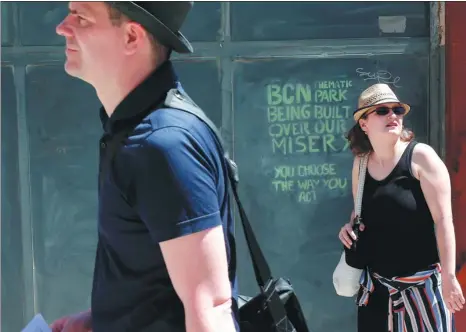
[357,264,455,332]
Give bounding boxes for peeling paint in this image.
[437,2,445,46]
[431,2,446,49]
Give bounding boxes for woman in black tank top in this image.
[338,84,464,331]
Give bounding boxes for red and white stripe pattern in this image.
[356,264,455,332]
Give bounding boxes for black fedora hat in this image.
[107,1,194,54]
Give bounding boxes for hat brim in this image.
[353,99,411,121]
[109,2,193,54]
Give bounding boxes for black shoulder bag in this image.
[165,89,310,332]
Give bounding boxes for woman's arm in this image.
[412,143,464,312]
[352,155,361,210]
[412,143,455,276]
[339,156,360,249]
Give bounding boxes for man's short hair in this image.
[107,4,172,65]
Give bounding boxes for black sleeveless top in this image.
[358,141,439,278]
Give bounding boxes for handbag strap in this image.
[164,88,273,288]
[354,154,369,218]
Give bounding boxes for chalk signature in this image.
[356,68,401,88]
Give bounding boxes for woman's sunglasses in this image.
[367,106,406,117]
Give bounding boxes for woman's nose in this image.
[387,110,397,118]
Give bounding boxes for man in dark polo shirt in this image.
[51,2,238,332]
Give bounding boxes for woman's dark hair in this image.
[346,115,415,156]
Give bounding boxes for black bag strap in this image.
[164,89,274,288]
[100,88,291,330]
[165,89,294,331]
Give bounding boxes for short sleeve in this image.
[129,127,222,243]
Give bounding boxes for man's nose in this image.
[56,17,72,37]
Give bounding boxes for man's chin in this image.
[64,62,84,80]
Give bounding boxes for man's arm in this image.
[130,126,236,332]
[50,309,92,332]
[160,226,236,332]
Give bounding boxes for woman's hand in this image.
[338,221,365,249]
[442,274,465,313]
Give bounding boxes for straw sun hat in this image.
[353,83,411,121]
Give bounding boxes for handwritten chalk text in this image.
[356,68,401,87]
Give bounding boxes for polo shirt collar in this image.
[100,60,178,134]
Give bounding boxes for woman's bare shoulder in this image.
[412,143,441,164]
[412,142,446,178]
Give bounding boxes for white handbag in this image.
[332,154,369,297]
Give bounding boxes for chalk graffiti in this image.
[356,68,402,88]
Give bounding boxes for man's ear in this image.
[123,22,148,55]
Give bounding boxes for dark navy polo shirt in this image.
[91,61,238,332]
